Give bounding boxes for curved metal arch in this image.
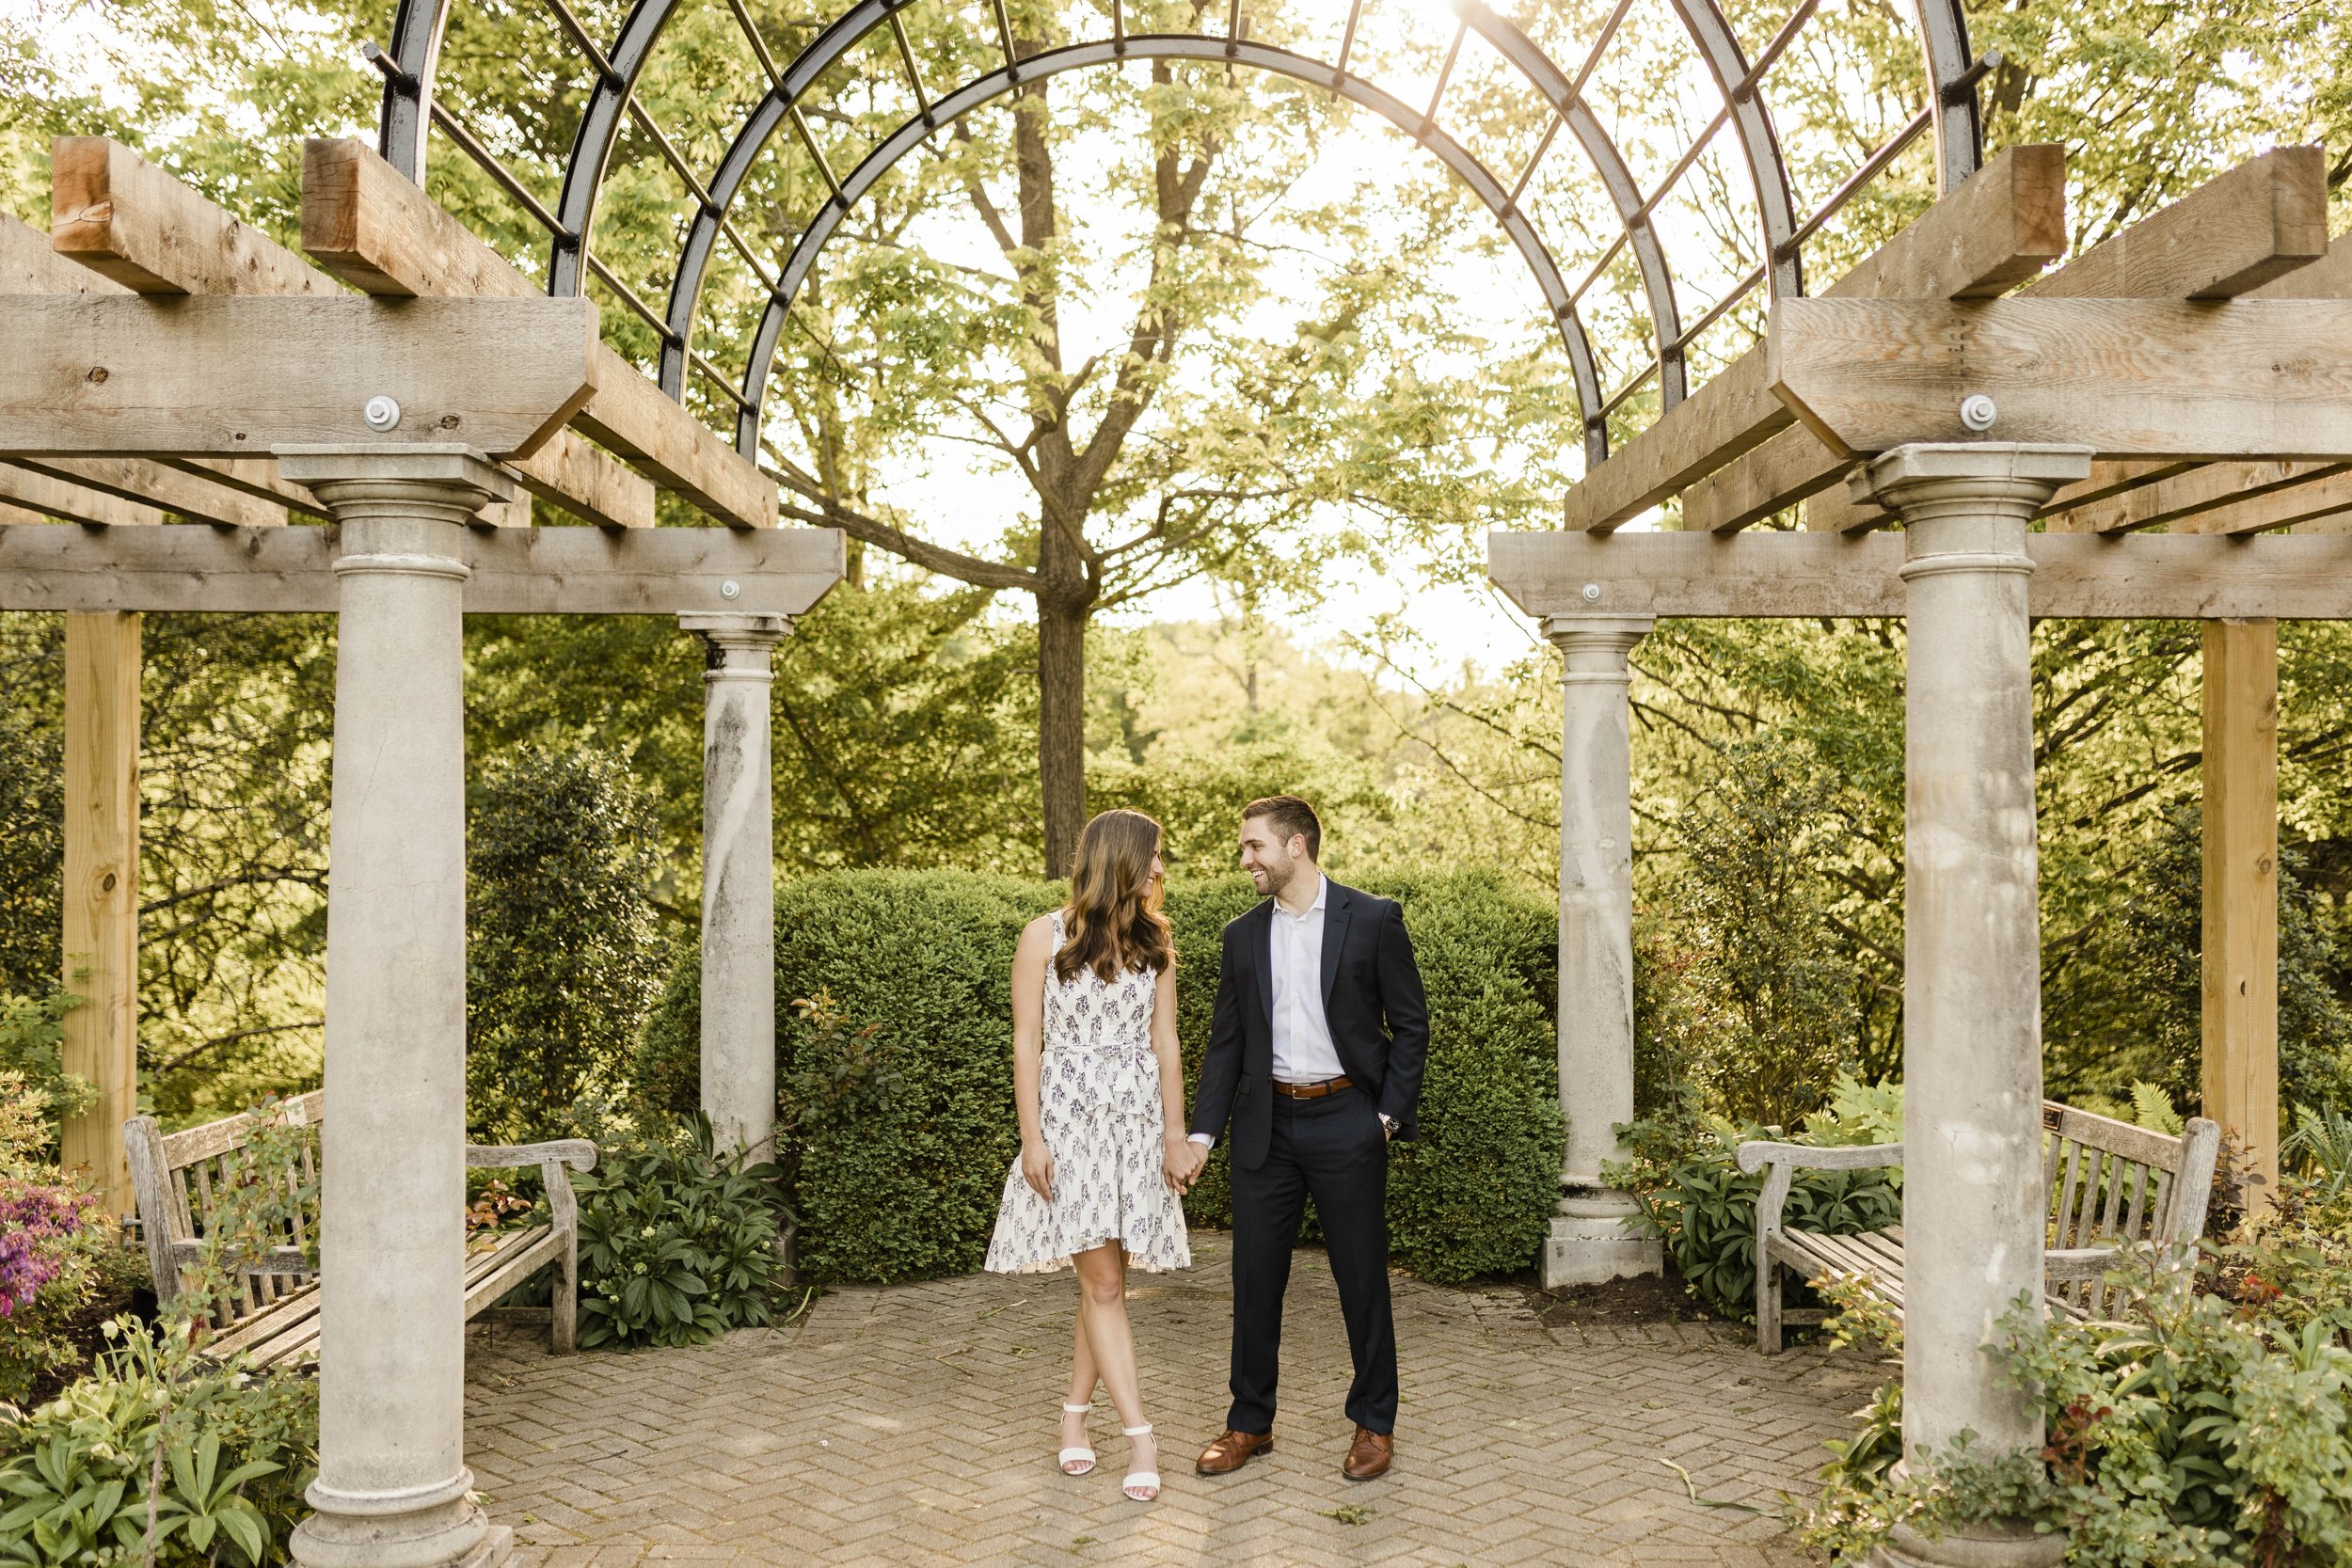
[725,35,1611,467]
[548,0,689,295]
[660,0,1683,433]
[379,0,454,180]
[1912,0,1983,196]
[1662,0,1800,304]
[1463,1,1685,408]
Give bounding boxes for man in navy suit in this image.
[1184,795,1430,1481]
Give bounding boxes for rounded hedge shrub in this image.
[634,865,1562,1287]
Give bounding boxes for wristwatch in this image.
[1378,1113,1397,1137]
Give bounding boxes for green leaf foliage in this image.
[0,1319,314,1568]
[466,744,668,1145]
[635,864,1561,1286]
[571,1116,783,1351]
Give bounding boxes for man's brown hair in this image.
[1242,795,1321,861]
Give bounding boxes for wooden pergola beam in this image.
[2048,460,2349,535]
[301,138,775,531]
[1768,297,2352,459]
[1486,529,2352,620]
[1682,145,2069,533]
[0,462,168,526]
[2027,147,2329,302]
[0,295,598,459]
[46,140,642,530]
[1678,149,2336,533]
[52,136,341,298]
[0,521,844,615]
[17,457,288,529]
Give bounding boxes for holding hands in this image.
[1163,1134,1208,1195]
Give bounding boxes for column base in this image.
[1872,1521,2066,1568]
[1541,1193,1661,1287]
[292,1502,510,1568]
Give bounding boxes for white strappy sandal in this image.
[1058,1403,1096,1476]
[1120,1423,1160,1502]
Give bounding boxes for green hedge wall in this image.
[634,866,1561,1286]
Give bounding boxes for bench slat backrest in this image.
[124,1089,324,1319]
[2041,1101,2220,1317]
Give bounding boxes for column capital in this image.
[1542,616,1653,680]
[1850,442,2091,529]
[275,443,515,526]
[680,612,791,682]
[678,610,793,646]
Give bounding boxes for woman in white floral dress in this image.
[985,808,1198,1503]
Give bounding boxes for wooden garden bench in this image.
[123,1089,596,1365]
[1736,1101,2222,1354]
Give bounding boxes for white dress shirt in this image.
[1191,875,1389,1148]
[1268,876,1344,1084]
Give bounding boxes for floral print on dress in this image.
[984,911,1192,1275]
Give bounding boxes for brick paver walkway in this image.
[464,1234,1881,1566]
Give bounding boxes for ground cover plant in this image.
[570,1115,785,1351]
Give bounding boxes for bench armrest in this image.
[1734,1140,1904,1175]
[466,1140,597,1173]
[1737,1141,1903,1241]
[2042,1247,2116,1283]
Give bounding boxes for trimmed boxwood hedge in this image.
[633,866,1561,1286]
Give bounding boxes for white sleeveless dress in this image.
[984,911,1192,1275]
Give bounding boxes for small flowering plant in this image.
[0,1180,87,1319]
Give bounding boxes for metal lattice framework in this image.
[371,0,1989,467]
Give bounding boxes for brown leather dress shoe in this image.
[1343,1426,1392,1481]
[1195,1429,1275,1475]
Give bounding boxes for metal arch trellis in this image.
[373,0,1987,469]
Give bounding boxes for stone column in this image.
[1542,616,1663,1287]
[679,612,790,1165]
[277,447,513,1568]
[1856,443,2090,1568]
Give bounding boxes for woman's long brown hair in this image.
[1057,809,1177,983]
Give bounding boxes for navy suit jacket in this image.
[1187,879,1431,1172]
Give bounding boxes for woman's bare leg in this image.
[1059,1307,1100,1468]
[1072,1243,1155,1494]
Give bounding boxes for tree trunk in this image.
[1036,590,1088,877]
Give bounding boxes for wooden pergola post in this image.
[58,610,140,1212]
[2201,619,2280,1206]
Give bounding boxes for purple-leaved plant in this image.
[0,1178,85,1316]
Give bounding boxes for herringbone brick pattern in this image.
[463,1235,1877,1566]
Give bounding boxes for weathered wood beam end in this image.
[1767,297,2352,460]
[51,136,339,297]
[2027,147,2329,303]
[301,138,773,530]
[1679,146,2066,534]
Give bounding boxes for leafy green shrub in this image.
[0,1318,316,1567]
[467,745,666,1144]
[572,1117,783,1350]
[1805,1245,2352,1567]
[634,865,1562,1287]
[0,991,92,1164]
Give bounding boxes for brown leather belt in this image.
[1273,1075,1353,1100]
